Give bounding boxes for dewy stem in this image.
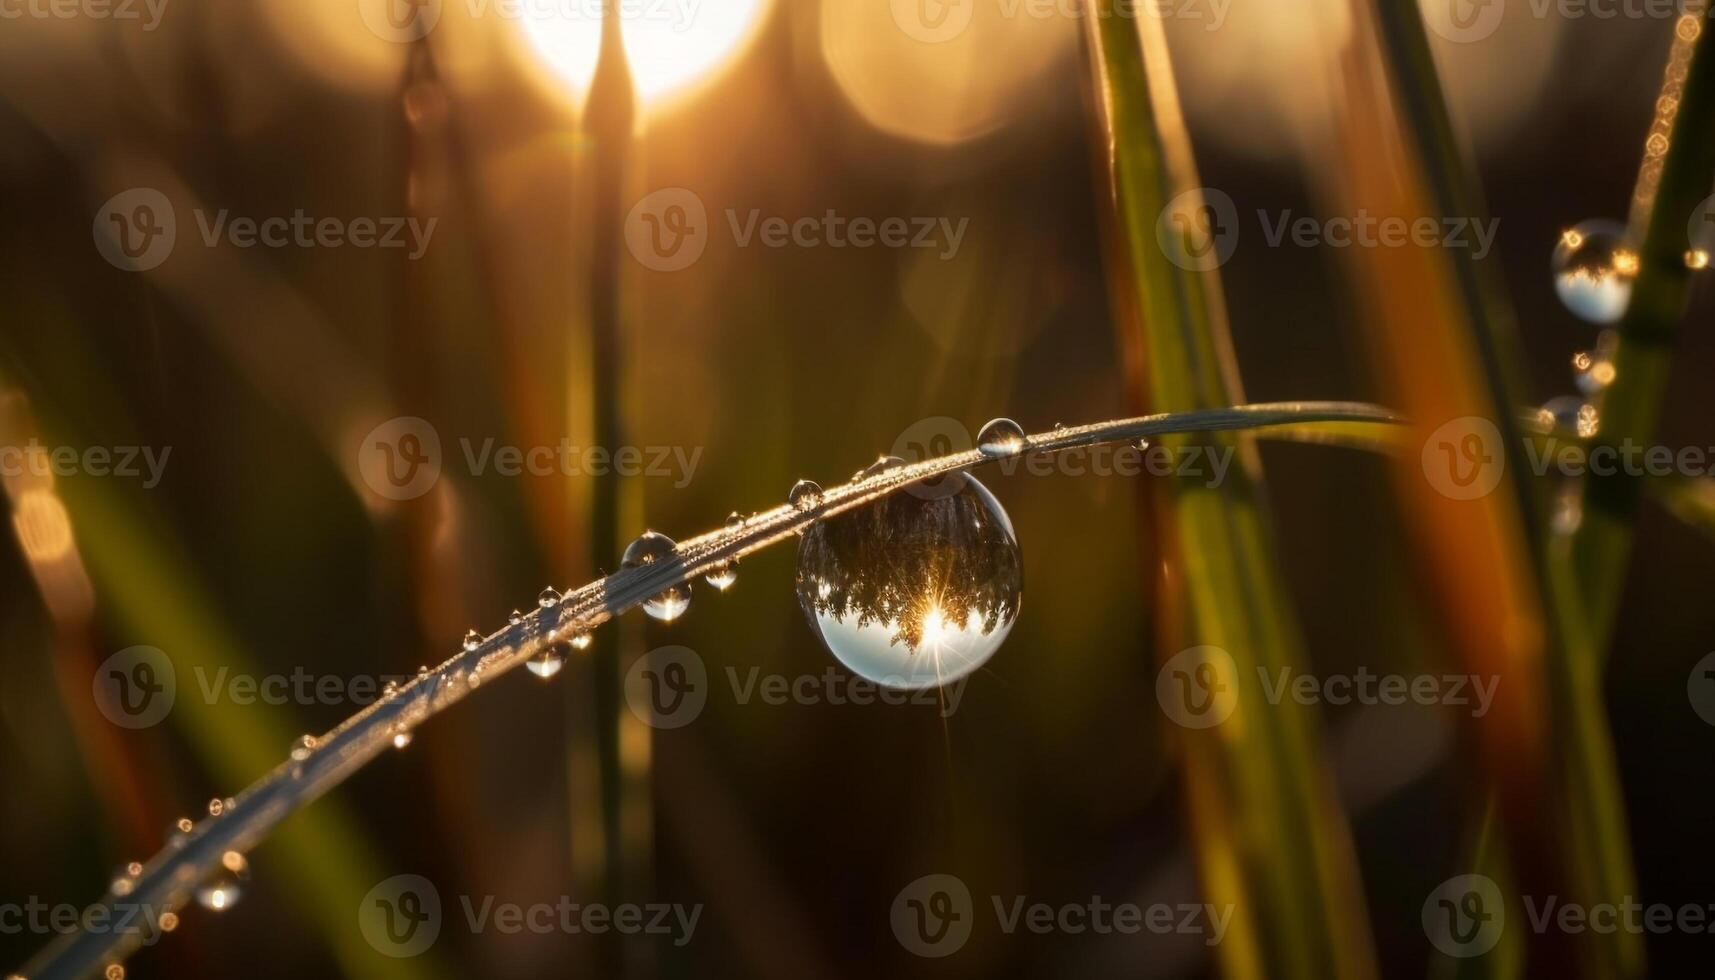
[16,400,1402,980]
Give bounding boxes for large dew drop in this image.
[622,530,691,622]
[795,472,1021,690]
[1552,220,1636,324]
[977,417,1028,457]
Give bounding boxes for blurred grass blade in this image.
[1080,6,1377,977]
[1355,2,1671,974]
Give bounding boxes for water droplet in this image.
[383,680,399,698]
[508,609,524,625]
[390,724,413,750]
[289,735,316,761]
[788,480,824,510]
[159,911,179,932]
[796,472,1021,689]
[538,587,561,608]
[527,645,566,679]
[1552,481,1584,536]
[977,418,1028,457]
[1536,396,1600,438]
[1552,220,1636,324]
[1688,248,1710,270]
[1572,349,1616,395]
[195,851,250,912]
[462,629,482,652]
[725,511,745,529]
[622,530,692,621]
[570,630,593,651]
[111,865,138,897]
[103,965,124,980]
[1136,438,1151,452]
[207,798,224,817]
[125,861,143,877]
[704,559,738,591]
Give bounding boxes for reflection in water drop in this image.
[538,587,561,608]
[1536,396,1600,438]
[570,630,593,651]
[1552,220,1636,324]
[976,418,1027,457]
[704,560,738,591]
[622,530,692,621]
[796,473,1021,689]
[195,851,250,912]
[528,645,566,680]
[788,480,823,510]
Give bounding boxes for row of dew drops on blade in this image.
[26,419,1042,980]
[1544,210,1709,535]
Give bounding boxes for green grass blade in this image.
[1081,7,1377,977]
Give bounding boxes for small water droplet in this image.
[622,530,692,621]
[103,965,124,980]
[977,418,1028,457]
[158,911,179,932]
[788,480,824,510]
[796,472,1021,689]
[195,851,250,912]
[111,865,137,897]
[390,724,413,750]
[570,630,593,651]
[1688,248,1710,270]
[539,587,562,608]
[704,560,738,591]
[1553,220,1636,324]
[527,645,566,679]
[1552,481,1584,536]
[725,511,745,530]
[1136,438,1151,452]
[383,680,400,698]
[207,798,224,817]
[1572,349,1616,395]
[1536,396,1600,438]
[507,609,524,625]
[289,735,316,761]
[462,629,482,652]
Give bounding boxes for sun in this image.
[518,0,772,110]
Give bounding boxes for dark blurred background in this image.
[2,1,1713,977]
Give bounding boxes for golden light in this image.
[518,0,773,111]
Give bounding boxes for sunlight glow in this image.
[519,0,772,110]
